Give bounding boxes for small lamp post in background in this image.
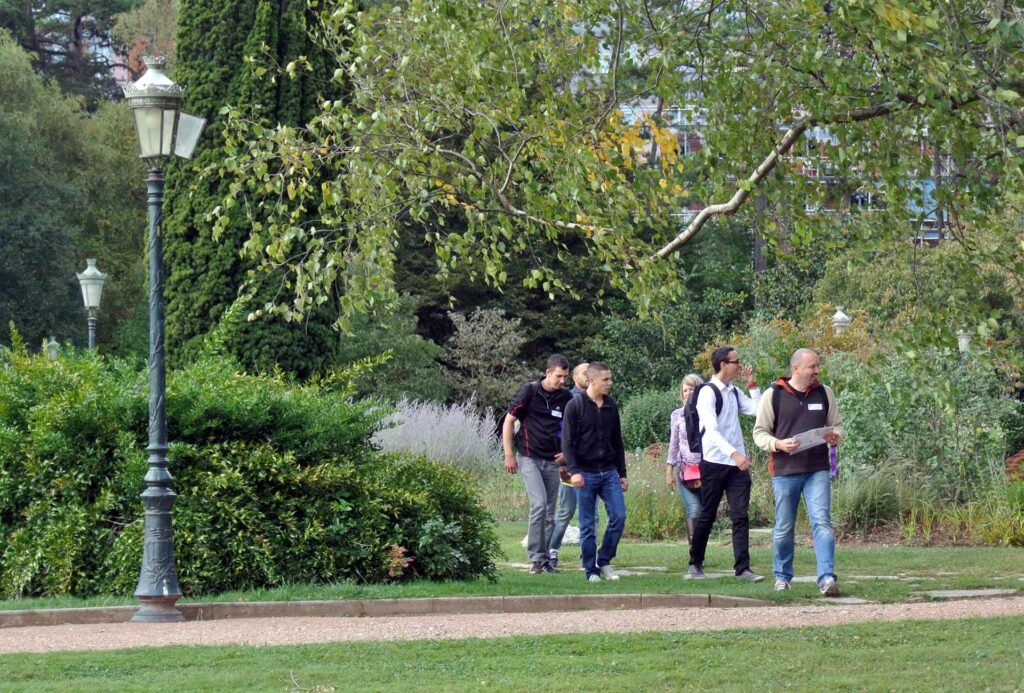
[122,56,206,623]
[831,306,852,334]
[957,329,972,357]
[45,337,58,360]
[76,259,107,349]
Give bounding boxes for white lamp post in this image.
[122,56,206,623]
[76,259,107,349]
[957,330,972,354]
[831,306,852,334]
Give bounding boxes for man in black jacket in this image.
[503,354,572,574]
[562,362,628,582]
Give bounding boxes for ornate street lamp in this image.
[45,337,59,361]
[76,259,107,349]
[831,306,852,334]
[123,56,206,623]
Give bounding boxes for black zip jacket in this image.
[562,392,627,478]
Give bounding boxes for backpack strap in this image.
[697,382,730,436]
[712,383,738,415]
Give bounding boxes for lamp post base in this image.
[132,597,186,623]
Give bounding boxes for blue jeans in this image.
[674,475,702,520]
[548,484,577,554]
[576,469,627,577]
[772,470,835,585]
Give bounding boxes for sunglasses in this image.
[724,359,741,365]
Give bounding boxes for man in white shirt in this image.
[688,346,763,581]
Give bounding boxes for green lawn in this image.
[1,522,1020,612]
[1,616,1022,692]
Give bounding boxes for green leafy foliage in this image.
[335,297,448,403]
[0,35,148,354]
[163,0,345,376]
[620,389,679,451]
[829,348,1015,503]
[210,0,1024,332]
[442,308,533,413]
[587,289,748,401]
[0,343,498,598]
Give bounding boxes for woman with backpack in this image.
[665,373,705,545]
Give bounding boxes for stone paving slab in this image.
[913,588,1019,600]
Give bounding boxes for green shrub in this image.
[0,343,498,598]
[621,389,680,451]
[829,348,1015,503]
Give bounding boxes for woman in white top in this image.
[665,374,704,544]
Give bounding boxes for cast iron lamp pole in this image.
[77,259,107,349]
[123,56,206,623]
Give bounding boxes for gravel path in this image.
[1,596,1022,654]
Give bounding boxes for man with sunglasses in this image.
[688,346,763,581]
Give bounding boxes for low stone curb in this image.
[0,593,772,629]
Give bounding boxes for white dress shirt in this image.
[696,376,761,466]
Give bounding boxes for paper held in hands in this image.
[791,426,838,453]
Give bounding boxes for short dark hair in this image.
[711,346,736,373]
[587,361,610,378]
[545,354,570,372]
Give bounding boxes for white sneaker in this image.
[773,579,790,591]
[819,576,840,597]
[599,565,619,581]
[587,574,601,583]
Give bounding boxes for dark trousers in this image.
[688,460,752,575]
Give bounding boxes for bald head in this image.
[572,362,589,389]
[790,348,818,369]
[789,349,821,390]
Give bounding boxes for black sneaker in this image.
[688,564,706,579]
[542,562,559,574]
[530,561,544,574]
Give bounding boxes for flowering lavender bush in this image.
[373,398,502,473]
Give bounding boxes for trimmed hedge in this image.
[0,342,497,598]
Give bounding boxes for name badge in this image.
[808,403,823,411]
[551,409,563,418]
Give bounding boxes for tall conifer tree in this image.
[163,0,339,376]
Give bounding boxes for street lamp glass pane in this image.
[161,109,177,156]
[133,107,164,158]
[80,282,104,309]
[174,113,206,159]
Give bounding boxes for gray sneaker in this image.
[773,579,791,591]
[599,565,619,581]
[736,569,764,582]
[688,564,706,579]
[548,550,559,570]
[819,576,840,596]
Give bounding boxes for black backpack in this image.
[683,383,740,459]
